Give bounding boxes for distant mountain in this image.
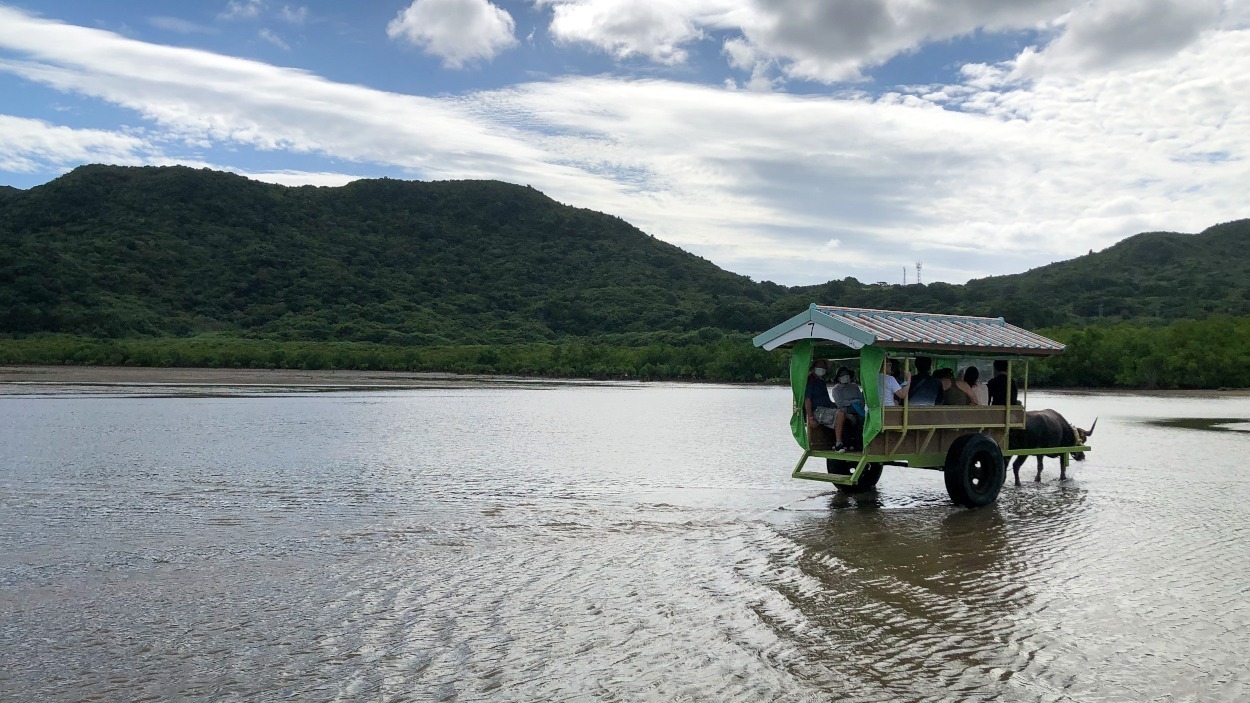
[0,164,1246,342]
[0,165,768,342]
[783,220,1249,329]
[0,185,19,199]
[959,220,1250,325]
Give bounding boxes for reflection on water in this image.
[1,387,1249,701]
[1150,416,1250,433]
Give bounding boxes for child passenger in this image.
[831,366,865,452]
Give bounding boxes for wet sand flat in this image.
[3,364,1246,395]
[0,365,586,395]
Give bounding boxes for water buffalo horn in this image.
[1083,418,1098,437]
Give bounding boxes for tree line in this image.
[1032,316,1250,389]
[0,334,785,382]
[2,316,1246,388]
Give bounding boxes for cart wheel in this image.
[943,434,1005,508]
[942,435,973,505]
[836,463,884,493]
[826,458,854,475]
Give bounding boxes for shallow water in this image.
[1,385,1248,701]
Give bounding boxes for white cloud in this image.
[0,6,587,195]
[534,0,1068,80]
[217,1,308,26]
[148,16,217,35]
[279,5,308,24]
[1014,0,1223,77]
[0,114,150,173]
[721,36,756,71]
[474,76,1037,277]
[387,0,518,68]
[233,168,361,187]
[1225,0,1250,29]
[258,28,289,50]
[0,5,1247,285]
[734,0,1081,83]
[535,0,1227,85]
[542,0,726,64]
[219,0,265,21]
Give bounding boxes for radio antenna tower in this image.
[916,261,923,285]
[903,266,908,285]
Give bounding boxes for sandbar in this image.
[0,364,589,396]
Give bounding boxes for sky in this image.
[0,1,1247,287]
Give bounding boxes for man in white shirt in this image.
[878,358,909,407]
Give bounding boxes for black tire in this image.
[942,435,974,505]
[944,434,1005,508]
[836,463,884,493]
[826,458,855,475]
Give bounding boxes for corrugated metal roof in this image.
[814,306,1064,354]
[752,304,1066,355]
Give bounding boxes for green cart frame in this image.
[753,305,1091,508]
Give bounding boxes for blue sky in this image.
[1,1,1247,286]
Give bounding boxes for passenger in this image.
[907,356,944,406]
[987,359,1020,406]
[936,367,978,405]
[964,366,989,405]
[804,359,839,434]
[830,366,865,452]
[878,358,909,407]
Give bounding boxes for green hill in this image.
[791,221,1250,329]
[958,220,1250,326]
[0,165,770,343]
[1,163,1247,345]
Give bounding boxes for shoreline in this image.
[2,364,1248,397]
[0,364,595,394]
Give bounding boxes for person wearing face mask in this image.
[830,366,866,452]
[804,359,838,442]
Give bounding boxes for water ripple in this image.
[2,388,1249,701]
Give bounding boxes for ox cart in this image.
[753,305,1092,508]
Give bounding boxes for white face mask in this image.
[813,367,826,378]
[838,375,851,384]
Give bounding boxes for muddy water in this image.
[1,385,1247,701]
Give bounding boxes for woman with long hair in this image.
[963,365,989,405]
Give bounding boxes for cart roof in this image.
[753,304,1065,356]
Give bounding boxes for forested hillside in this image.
[1,165,1247,387]
[3,165,1249,342]
[794,220,1250,328]
[0,165,768,343]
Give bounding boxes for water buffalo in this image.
[1008,410,1096,484]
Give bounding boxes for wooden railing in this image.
[867,405,1026,458]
